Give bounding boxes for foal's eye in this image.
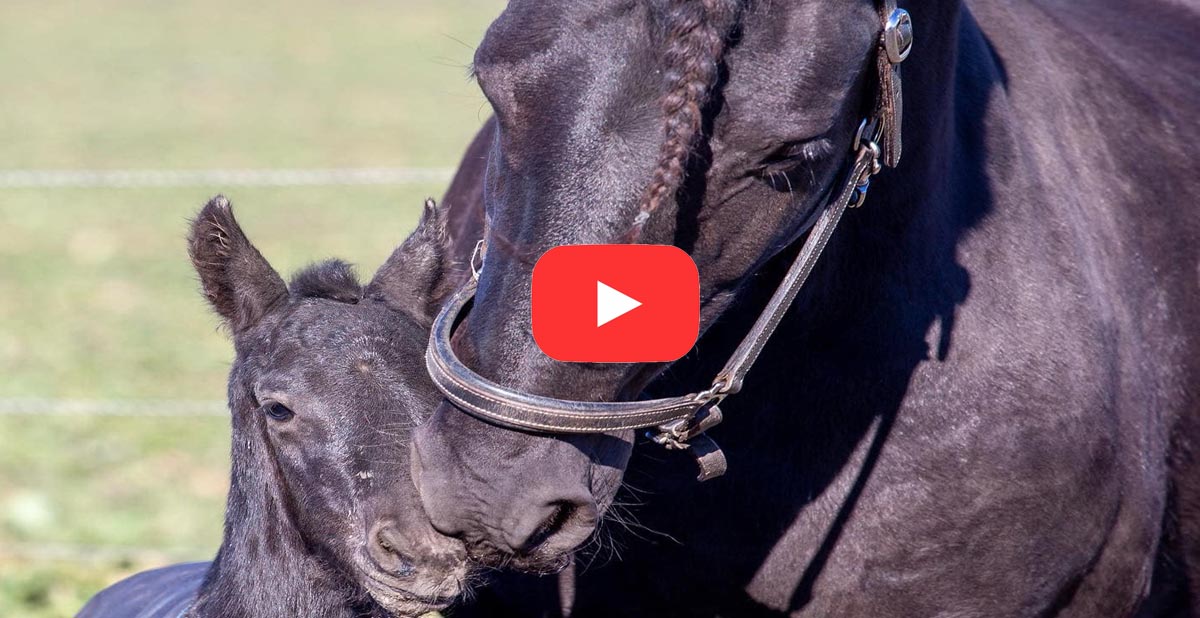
[262,401,295,422]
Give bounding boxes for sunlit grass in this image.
[0,0,497,169]
[0,185,438,399]
[0,1,503,615]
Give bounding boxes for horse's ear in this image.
[366,198,463,325]
[188,196,288,332]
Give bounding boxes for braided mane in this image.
[627,0,741,242]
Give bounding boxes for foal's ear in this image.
[188,196,288,332]
[366,198,463,325]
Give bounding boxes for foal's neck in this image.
[186,531,372,618]
[184,425,381,618]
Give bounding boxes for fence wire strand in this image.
[0,398,225,417]
[0,167,455,189]
[0,542,211,565]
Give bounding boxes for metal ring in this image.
[865,140,882,167]
[884,9,914,65]
[470,239,485,281]
[853,118,886,155]
[694,379,728,404]
[852,118,871,152]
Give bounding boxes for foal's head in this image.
[190,196,467,616]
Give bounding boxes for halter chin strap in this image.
[426,4,913,482]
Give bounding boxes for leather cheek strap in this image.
[875,0,911,167]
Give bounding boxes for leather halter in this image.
[426,2,913,481]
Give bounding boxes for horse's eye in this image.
[262,401,295,422]
[756,138,837,194]
[758,138,836,175]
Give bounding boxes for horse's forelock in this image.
[628,0,741,241]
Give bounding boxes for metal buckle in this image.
[694,378,731,406]
[884,9,913,65]
[648,378,729,450]
[852,118,883,153]
[849,118,883,209]
[651,402,724,450]
[648,398,728,482]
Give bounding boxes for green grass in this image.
[0,186,441,399]
[0,1,503,615]
[0,416,228,617]
[0,0,498,169]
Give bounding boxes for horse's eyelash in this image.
[759,138,836,172]
[784,138,835,163]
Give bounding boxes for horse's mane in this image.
[628,0,741,241]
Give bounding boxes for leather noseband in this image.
[426,1,913,481]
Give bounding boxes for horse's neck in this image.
[184,436,375,618]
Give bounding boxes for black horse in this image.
[79,197,471,618]
[411,0,1200,615]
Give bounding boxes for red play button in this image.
[531,245,699,363]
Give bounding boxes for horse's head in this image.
[190,196,468,616]
[412,0,928,571]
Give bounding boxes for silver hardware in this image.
[884,9,913,65]
[853,117,885,154]
[649,422,690,450]
[470,239,485,282]
[865,140,883,175]
[694,378,730,405]
[852,118,871,153]
[849,119,883,209]
[648,379,730,450]
[650,402,724,450]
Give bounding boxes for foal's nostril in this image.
[367,521,415,577]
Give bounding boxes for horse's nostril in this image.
[525,502,575,551]
[509,498,598,557]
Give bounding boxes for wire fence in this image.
[0,167,455,189]
[0,542,211,565]
[0,398,225,417]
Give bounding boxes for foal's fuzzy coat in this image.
[80,197,470,618]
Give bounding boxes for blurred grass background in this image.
[0,1,502,615]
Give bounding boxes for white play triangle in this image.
[596,280,642,327]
